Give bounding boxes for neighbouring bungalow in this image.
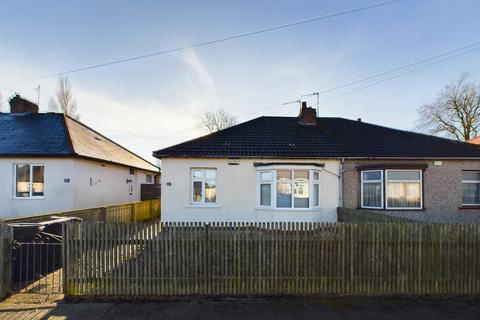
[153,102,480,223]
[0,94,159,218]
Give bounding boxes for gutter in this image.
[153,155,480,160]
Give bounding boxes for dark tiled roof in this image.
[153,116,480,159]
[0,113,72,156]
[0,112,158,172]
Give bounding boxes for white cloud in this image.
[0,51,220,163]
[180,49,218,110]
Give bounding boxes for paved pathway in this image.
[32,297,480,320]
[0,294,61,320]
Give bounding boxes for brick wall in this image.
[343,159,480,223]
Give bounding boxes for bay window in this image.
[360,169,423,210]
[191,168,217,205]
[462,171,480,205]
[14,164,45,198]
[386,170,422,209]
[257,168,320,210]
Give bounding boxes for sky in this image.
[1,0,480,163]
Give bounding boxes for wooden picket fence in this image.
[63,221,480,297]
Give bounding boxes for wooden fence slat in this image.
[63,220,480,298]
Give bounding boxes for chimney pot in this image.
[298,101,317,125]
[357,118,362,122]
[9,94,39,114]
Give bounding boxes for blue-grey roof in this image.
[0,113,73,156]
[0,112,158,172]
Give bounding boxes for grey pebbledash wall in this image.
[342,159,480,223]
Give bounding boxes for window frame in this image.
[385,169,423,210]
[256,166,321,211]
[258,170,274,208]
[360,168,424,210]
[13,163,46,200]
[360,169,384,209]
[190,168,217,206]
[461,171,480,206]
[146,174,153,183]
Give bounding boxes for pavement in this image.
[0,294,62,320]
[13,297,478,320]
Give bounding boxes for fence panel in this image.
[64,221,480,297]
[5,199,161,224]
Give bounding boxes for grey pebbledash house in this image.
[154,102,480,223]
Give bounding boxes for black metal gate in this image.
[11,241,63,294]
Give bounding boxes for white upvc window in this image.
[462,171,480,205]
[256,168,321,210]
[361,170,383,209]
[385,169,422,210]
[13,164,45,199]
[258,170,273,207]
[360,169,423,210]
[191,168,217,205]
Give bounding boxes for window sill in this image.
[459,205,480,210]
[359,207,425,212]
[256,206,322,212]
[13,197,45,200]
[185,204,221,209]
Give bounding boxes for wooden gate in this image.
[11,241,64,294]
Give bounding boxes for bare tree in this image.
[416,74,480,141]
[199,109,237,133]
[49,76,79,119]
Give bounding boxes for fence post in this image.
[131,203,135,222]
[0,221,12,300]
[62,221,67,295]
[102,206,108,222]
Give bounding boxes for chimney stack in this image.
[298,101,317,125]
[9,94,39,114]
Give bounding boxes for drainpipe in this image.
[339,158,345,208]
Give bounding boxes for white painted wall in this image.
[0,157,75,218]
[161,158,340,223]
[0,157,157,219]
[72,158,155,209]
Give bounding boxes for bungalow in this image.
[0,94,159,218]
[153,102,480,223]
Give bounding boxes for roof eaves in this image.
[74,155,159,173]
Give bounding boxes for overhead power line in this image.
[0,0,405,87]
[248,40,480,117]
[134,40,480,140]
[314,41,480,95]
[316,45,480,104]
[277,45,480,117]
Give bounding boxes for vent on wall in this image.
[228,159,240,165]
